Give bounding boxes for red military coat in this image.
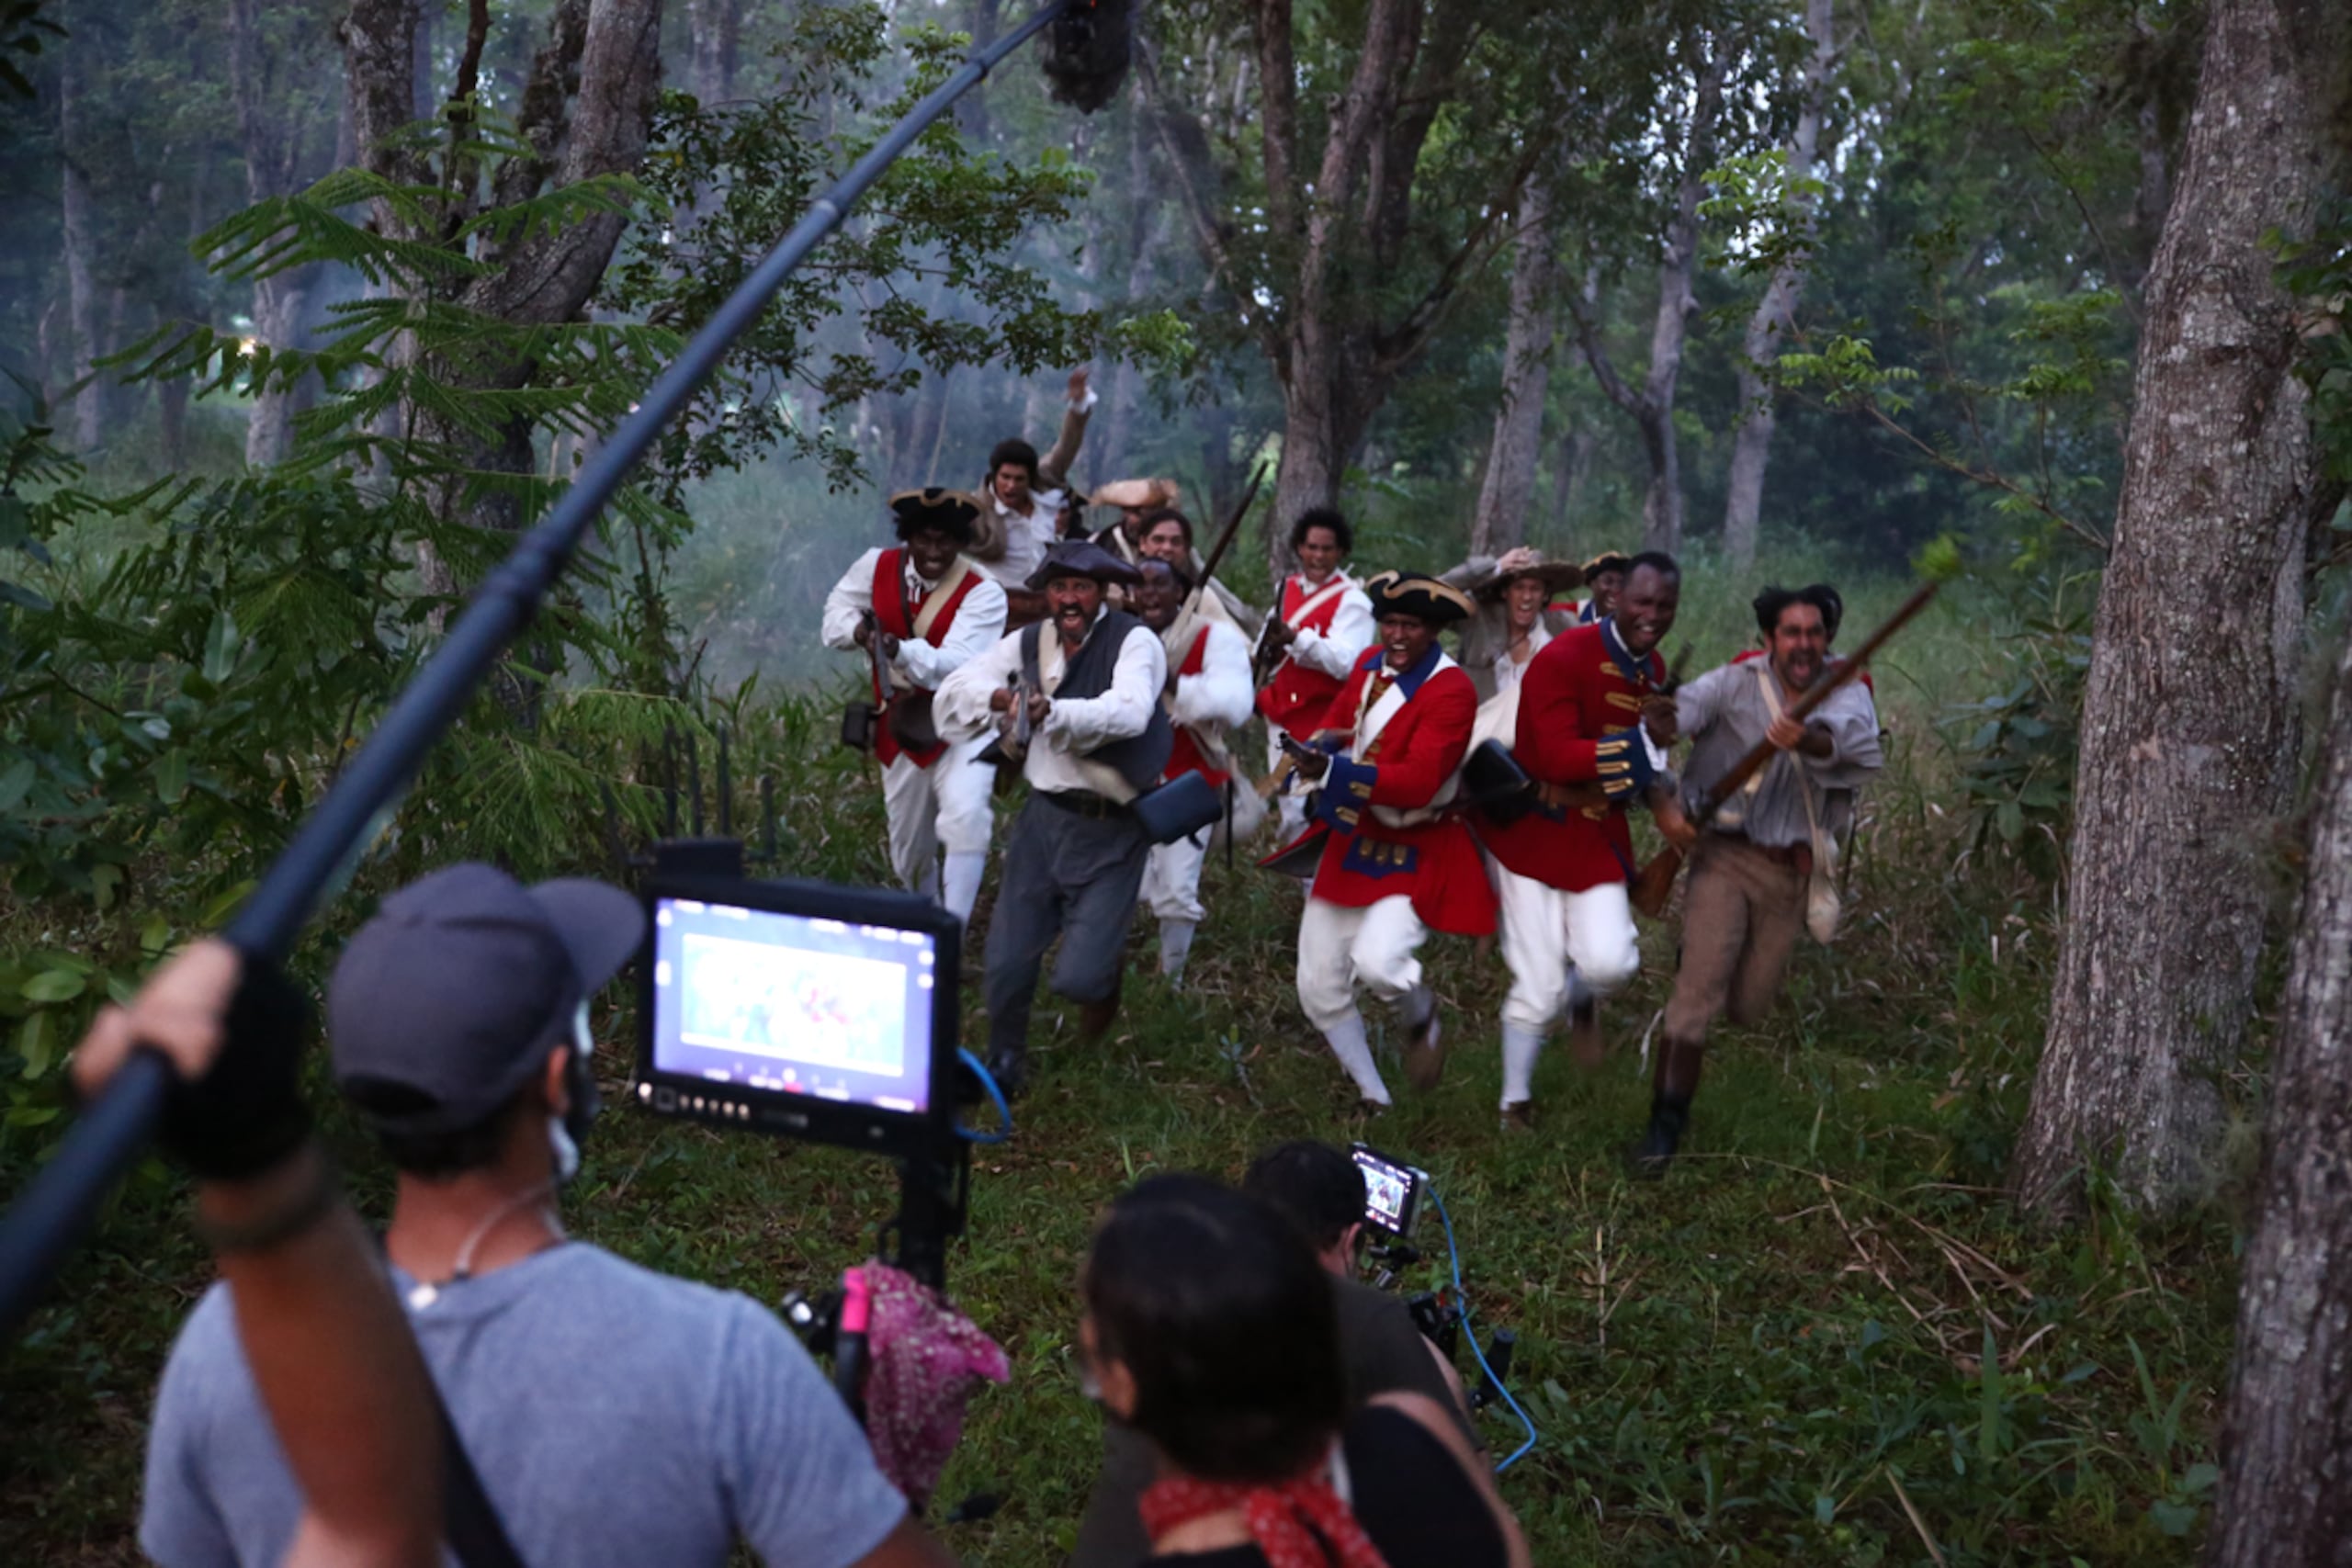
[1294,647,1496,937]
[1255,573,1359,733]
[1476,620,1665,893]
[1164,625,1232,789]
[870,548,987,768]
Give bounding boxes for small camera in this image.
[1351,1142,1426,1240]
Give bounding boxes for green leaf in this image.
[89,862,123,910]
[16,1010,51,1077]
[2148,1499,2198,1537]
[0,754,33,813]
[202,610,241,684]
[156,749,188,805]
[1995,801,2025,842]
[20,967,85,1004]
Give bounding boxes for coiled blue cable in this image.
[956,1047,1012,1144]
[1425,1178,1540,1473]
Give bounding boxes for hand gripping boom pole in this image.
[0,0,1118,1343]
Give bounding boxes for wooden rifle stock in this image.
[1627,581,1939,919]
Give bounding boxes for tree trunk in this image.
[2207,633,2352,1562]
[57,29,102,453]
[1724,0,1836,570]
[244,269,313,468]
[2010,0,2343,1219]
[1471,177,1555,558]
[686,0,739,103]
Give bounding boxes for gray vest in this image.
[1021,612,1174,793]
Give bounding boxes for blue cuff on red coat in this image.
[1314,752,1377,833]
[1591,728,1657,800]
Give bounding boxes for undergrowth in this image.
[0,565,2239,1567]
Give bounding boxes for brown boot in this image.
[1567,995,1605,1069]
[1402,988,1447,1092]
[1078,978,1123,1043]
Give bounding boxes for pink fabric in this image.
[856,1260,1010,1509]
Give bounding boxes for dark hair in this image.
[1138,506,1194,547]
[1290,506,1353,556]
[345,1077,537,1181]
[1138,556,1195,594]
[1753,581,1841,640]
[988,438,1039,481]
[1243,1141,1366,1254]
[1627,549,1680,582]
[1086,1174,1344,1483]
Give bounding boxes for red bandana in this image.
[1138,1470,1390,1568]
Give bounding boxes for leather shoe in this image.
[984,1047,1027,1100]
[1402,997,1446,1093]
[1500,1100,1536,1132]
[1626,1097,1690,1179]
[1567,995,1604,1069]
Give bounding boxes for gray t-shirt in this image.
[140,1243,908,1568]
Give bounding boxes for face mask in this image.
[548,1001,594,1187]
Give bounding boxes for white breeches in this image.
[1492,856,1641,1032]
[1142,828,1210,924]
[1297,896,1427,1031]
[881,736,995,892]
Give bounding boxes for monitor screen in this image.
[1352,1145,1419,1236]
[649,895,937,1116]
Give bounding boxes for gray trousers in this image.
[985,795,1151,1059]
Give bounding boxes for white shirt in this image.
[820,548,1008,691]
[1167,617,1256,730]
[934,610,1169,800]
[1280,571,1375,681]
[1493,620,1552,694]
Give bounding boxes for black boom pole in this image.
[0,0,1128,1343]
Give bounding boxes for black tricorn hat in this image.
[890,487,981,543]
[1363,570,1476,626]
[1581,551,1634,584]
[1028,536,1144,591]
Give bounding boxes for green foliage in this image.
[0,0,62,100]
[2277,198,2352,488]
[1946,575,2095,880]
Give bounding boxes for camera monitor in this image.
[1351,1143,1426,1239]
[636,875,961,1158]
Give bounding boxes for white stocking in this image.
[1322,1012,1391,1105]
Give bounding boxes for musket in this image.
[1629,581,1939,918]
[1186,459,1266,617]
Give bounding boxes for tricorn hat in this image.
[1363,570,1476,626]
[891,488,981,543]
[1091,477,1182,511]
[1580,551,1634,584]
[1027,536,1144,591]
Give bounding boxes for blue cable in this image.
[955,1048,1012,1145]
[1425,1178,1540,1473]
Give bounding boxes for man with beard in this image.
[820,490,1007,923]
[1635,583,1883,1174]
[1473,552,1680,1128]
[1257,508,1376,840]
[967,367,1096,623]
[1127,558,1255,986]
[1278,572,1495,1107]
[934,539,1170,1095]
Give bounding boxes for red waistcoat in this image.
[1475,621,1664,893]
[1255,574,1356,732]
[1163,626,1230,788]
[871,548,984,769]
[1300,652,1496,937]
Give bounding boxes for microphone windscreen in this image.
[1040,0,1136,113]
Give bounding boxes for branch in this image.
[341,0,431,244]
[1369,144,1544,378]
[2018,123,2146,327]
[1852,398,2109,553]
[1137,47,1285,373]
[1563,285,1645,418]
[1302,0,1418,308]
[1250,0,1299,243]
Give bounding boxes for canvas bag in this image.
[1754,663,1842,943]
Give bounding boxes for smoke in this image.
[1039,0,1136,113]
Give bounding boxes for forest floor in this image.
[0,564,2247,1566]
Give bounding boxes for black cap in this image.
[328,863,644,1134]
[1026,536,1144,591]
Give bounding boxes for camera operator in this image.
[126,864,953,1568]
[1069,1143,1474,1568]
[1076,1175,1528,1568]
[71,940,439,1568]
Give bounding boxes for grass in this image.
[0,555,2242,1566]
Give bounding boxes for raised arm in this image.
[1037,367,1096,490]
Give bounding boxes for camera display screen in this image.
[1352,1144,1422,1238]
[649,895,937,1115]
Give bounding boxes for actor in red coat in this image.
[1473,551,1680,1123]
[1278,571,1493,1106]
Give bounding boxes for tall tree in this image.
[1566,29,1724,556]
[2009,0,2347,1217]
[1721,0,1837,569]
[54,6,98,450]
[345,0,665,598]
[1470,175,1556,558]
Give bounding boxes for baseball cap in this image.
[329,863,645,1134]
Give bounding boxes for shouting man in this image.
[936,540,1170,1095]
[1473,551,1680,1126]
[1280,572,1494,1107]
[1256,507,1375,840]
[821,490,1007,922]
[967,367,1096,622]
[1638,583,1883,1174]
[1130,558,1254,985]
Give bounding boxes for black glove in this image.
[158,957,313,1181]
